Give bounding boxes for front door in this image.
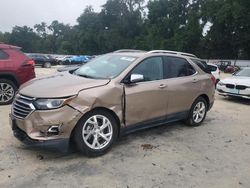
[124,56,168,126]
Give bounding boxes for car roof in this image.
[0,43,20,49]
[112,49,197,59]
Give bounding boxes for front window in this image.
[74,54,137,79]
[234,69,250,77]
[130,57,163,82]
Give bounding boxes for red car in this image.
[0,43,35,105]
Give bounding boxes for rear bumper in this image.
[11,118,69,152]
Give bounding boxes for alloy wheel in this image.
[82,115,113,150]
[193,101,206,123]
[0,83,14,103]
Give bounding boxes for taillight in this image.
[22,59,35,66]
[211,75,216,85]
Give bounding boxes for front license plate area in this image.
[228,88,239,94]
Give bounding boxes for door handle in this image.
[159,84,167,89]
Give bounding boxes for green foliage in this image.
[0,0,249,59]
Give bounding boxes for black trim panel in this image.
[120,111,188,136]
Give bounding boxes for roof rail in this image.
[114,49,146,53]
[147,50,197,58]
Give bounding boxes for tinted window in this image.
[130,57,163,82]
[0,50,8,59]
[164,56,196,79]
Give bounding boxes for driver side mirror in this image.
[130,74,144,83]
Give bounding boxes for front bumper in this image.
[10,105,83,152]
[12,120,69,152]
[217,88,250,99]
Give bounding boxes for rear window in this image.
[0,50,9,59]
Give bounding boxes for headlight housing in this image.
[34,96,75,110]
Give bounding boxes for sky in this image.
[0,0,107,32]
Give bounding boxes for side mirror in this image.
[130,74,144,83]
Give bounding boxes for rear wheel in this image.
[0,79,17,105]
[186,97,207,126]
[74,110,118,157]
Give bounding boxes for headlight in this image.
[34,97,75,110]
[218,81,226,86]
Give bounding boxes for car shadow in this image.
[16,121,193,160]
[219,96,250,105]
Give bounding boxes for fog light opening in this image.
[47,125,61,136]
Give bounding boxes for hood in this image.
[221,76,250,86]
[20,71,110,98]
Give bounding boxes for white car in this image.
[217,68,250,99]
[208,63,220,84]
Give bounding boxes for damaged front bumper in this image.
[12,121,69,152]
[10,105,83,152]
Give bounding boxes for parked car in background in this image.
[217,60,231,71]
[208,63,220,85]
[10,50,215,156]
[224,65,240,74]
[56,55,73,65]
[63,55,90,65]
[217,68,250,99]
[28,54,57,68]
[0,43,35,105]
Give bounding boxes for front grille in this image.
[12,94,35,119]
[226,84,235,89]
[236,85,247,90]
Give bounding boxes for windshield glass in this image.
[234,69,250,77]
[74,54,137,79]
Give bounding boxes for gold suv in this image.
[10,50,215,156]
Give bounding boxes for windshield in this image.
[74,54,137,79]
[234,69,250,77]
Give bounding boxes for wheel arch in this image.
[69,107,122,146]
[196,94,210,109]
[0,73,19,87]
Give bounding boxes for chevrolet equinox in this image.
[10,50,215,156]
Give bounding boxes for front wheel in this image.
[186,97,207,127]
[74,110,118,157]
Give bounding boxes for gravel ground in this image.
[0,67,250,188]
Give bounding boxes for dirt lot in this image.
[0,67,250,188]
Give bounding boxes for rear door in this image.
[124,56,168,126]
[163,56,201,116]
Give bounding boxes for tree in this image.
[8,26,40,52]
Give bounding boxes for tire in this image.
[0,79,17,105]
[43,62,51,68]
[186,97,207,127]
[74,109,118,157]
